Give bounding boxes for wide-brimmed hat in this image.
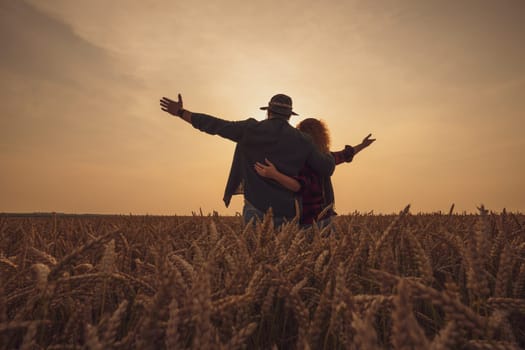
[260,94,299,116]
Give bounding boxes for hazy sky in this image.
[1,0,524,214]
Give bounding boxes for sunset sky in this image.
[1,0,524,215]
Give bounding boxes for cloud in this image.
[0,0,146,158]
[0,0,130,88]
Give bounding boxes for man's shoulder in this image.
[290,127,316,146]
[237,117,259,125]
[243,118,313,148]
[192,113,258,124]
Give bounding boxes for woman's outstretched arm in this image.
[332,134,376,164]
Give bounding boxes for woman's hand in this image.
[353,133,376,155]
[254,158,278,179]
[255,158,301,192]
[361,133,376,148]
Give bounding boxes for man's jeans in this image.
[301,217,334,242]
[301,217,333,231]
[242,200,288,228]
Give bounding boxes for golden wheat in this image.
[0,208,523,349]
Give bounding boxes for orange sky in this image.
[1,0,524,214]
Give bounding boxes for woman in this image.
[254,118,375,227]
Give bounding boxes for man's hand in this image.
[160,94,183,117]
[160,94,192,123]
[254,158,278,179]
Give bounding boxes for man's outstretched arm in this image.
[160,94,252,143]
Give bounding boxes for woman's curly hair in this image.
[296,118,331,154]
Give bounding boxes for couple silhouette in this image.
[160,93,374,229]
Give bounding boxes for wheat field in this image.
[1,205,524,349]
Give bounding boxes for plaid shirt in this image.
[294,146,354,225]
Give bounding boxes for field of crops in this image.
[1,206,524,349]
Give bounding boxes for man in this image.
[160,93,335,226]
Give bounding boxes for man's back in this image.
[240,117,320,218]
[191,113,335,218]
